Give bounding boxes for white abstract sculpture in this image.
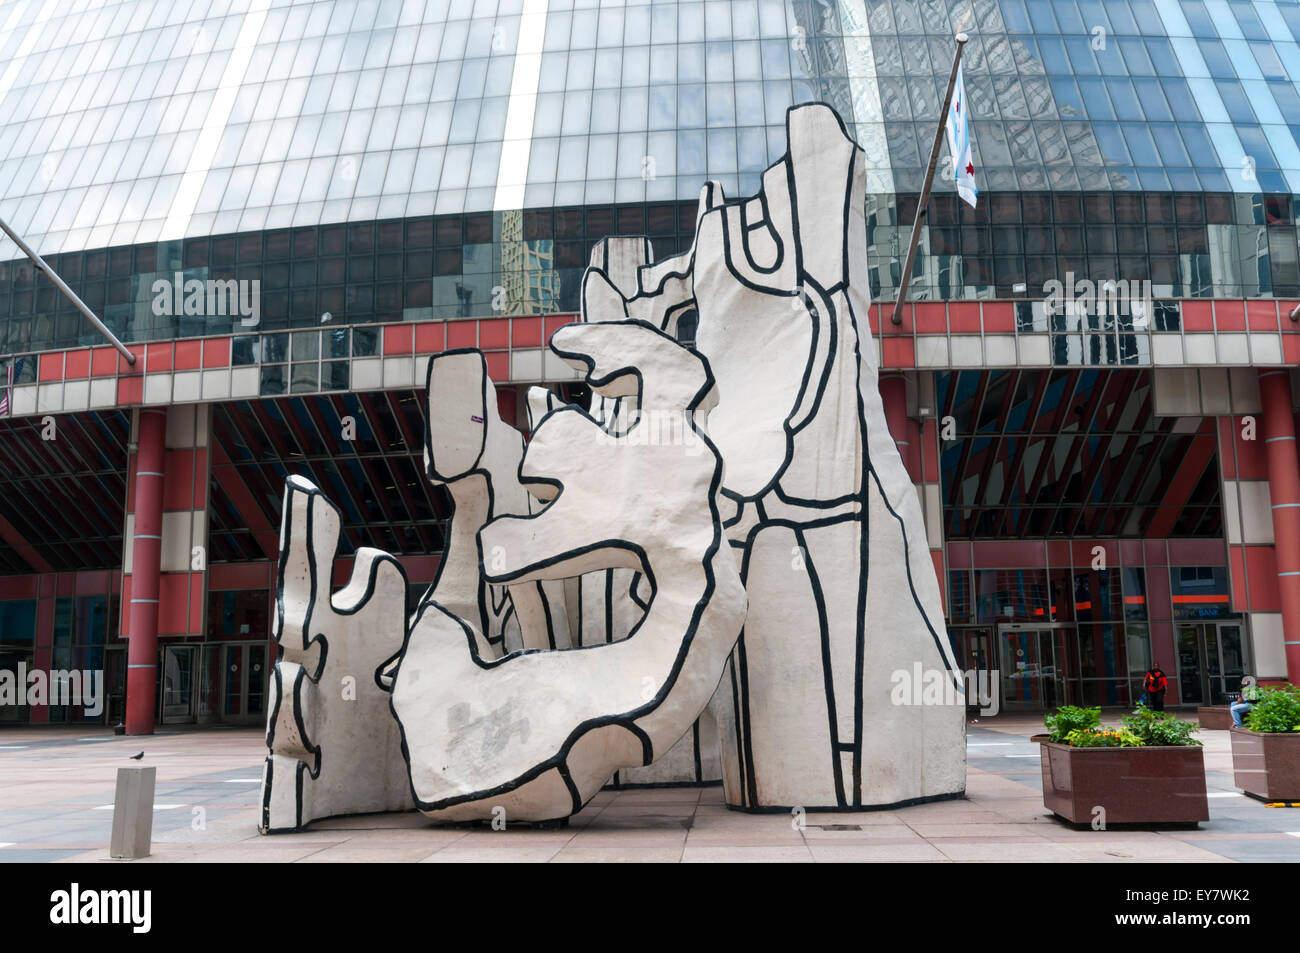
[389,322,745,820]
[418,349,570,656]
[263,321,746,827]
[260,102,964,832]
[261,479,413,832]
[578,104,966,809]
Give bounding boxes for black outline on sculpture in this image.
[261,476,413,832]
[575,103,965,810]
[369,320,744,820]
[260,101,964,831]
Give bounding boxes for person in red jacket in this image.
[1143,667,1168,711]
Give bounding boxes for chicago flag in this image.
[945,63,978,208]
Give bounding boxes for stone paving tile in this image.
[309,828,470,848]
[986,773,1049,790]
[1034,826,1177,844]
[422,845,564,863]
[892,808,1011,825]
[604,787,703,803]
[60,845,192,863]
[1105,832,1257,859]
[1182,815,1300,834]
[422,832,575,851]
[573,816,690,838]
[685,830,807,848]
[963,777,1039,797]
[552,846,685,863]
[567,830,689,849]
[682,845,815,863]
[0,825,113,845]
[801,810,910,826]
[309,811,433,831]
[685,821,808,845]
[170,846,338,863]
[2,716,1296,862]
[1060,842,1237,863]
[596,802,697,818]
[804,842,950,862]
[0,848,89,862]
[927,837,1063,851]
[1179,838,1300,862]
[904,822,1052,839]
[803,835,928,849]
[800,826,927,843]
[687,810,806,829]
[295,845,448,863]
[584,809,691,828]
[933,840,1084,862]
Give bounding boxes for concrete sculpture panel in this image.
[261,478,413,832]
[574,104,966,809]
[262,322,746,827]
[389,322,745,820]
[261,102,963,831]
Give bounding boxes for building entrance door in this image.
[103,646,126,726]
[160,645,196,723]
[998,625,1071,710]
[1175,622,1247,705]
[0,648,33,723]
[203,643,268,724]
[949,627,994,711]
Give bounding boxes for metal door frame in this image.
[997,622,1073,710]
[950,627,997,713]
[159,644,197,724]
[1174,622,1206,705]
[211,641,268,725]
[1211,621,1248,703]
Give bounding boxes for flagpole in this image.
[890,32,969,327]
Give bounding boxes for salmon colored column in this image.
[1259,370,1300,684]
[880,373,921,476]
[125,408,166,735]
[880,372,946,612]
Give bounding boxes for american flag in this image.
[0,356,22,417]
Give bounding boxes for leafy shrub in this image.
[1046,706,1203,747]
[1243,685,1300,733]
[1064,727,1142,747]
[1044,705,1100,743]
[1121,707,1202,747]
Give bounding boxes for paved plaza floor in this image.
[0,713,1297,863]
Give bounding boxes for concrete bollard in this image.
[109,764,155,860]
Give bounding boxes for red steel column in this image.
[880,372,947,612]
[1259,370,1300,684]
[880,373,920,475]
[125,408,167,735]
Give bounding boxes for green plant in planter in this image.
[1243,685,1300,733]
[1064,727,1143,747]
[1044,705,1100,743]
[1121,707,1202,746]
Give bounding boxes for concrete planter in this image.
[1230,727,1300,801]
[1040,742,1209,825]
[1196,706,1232,730]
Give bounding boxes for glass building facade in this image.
[1,0,1296,722]
[3,0,1300,358]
